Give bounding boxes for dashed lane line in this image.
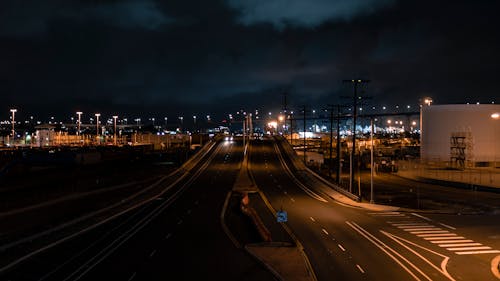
[338,244,346,252]
[356,264,365,274]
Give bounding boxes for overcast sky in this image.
[1,0,499,120]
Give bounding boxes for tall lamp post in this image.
[113,115,118,145]
[95,113,100,144]
[10,108,17,144]
[76,111,82,136]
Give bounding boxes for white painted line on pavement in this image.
[418,233,457,238]
[338,244,346,252]
[423,236,464,240]
[403,228,441,232]
[149,249,157,257]
[346,221,427,281]
[380,230,456,281]
[356,264,365,273]
[127,272,137,281]
[447,246,492,251]
[310,217,316,222]
[164,233,172,240]
[439,223,456,230]
[411,213,432,221]
[322,229,329,235]
[457,250,500,255]
[438,243,482,248]
[491,255,500,279]
[290,197,295,203]
[411,230,449,234]
[396,224,432,227]
[431,240,473,244]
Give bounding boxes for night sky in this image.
[1,0,499,120]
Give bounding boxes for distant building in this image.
[35,124,56,147]
[421,104,500,168]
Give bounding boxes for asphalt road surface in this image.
[2,137,499,281]
[1,139,277,281]
[249,138,500,281]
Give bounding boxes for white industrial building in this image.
[421,104,500,168]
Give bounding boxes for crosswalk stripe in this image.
[417,232,463,236]
[438,243,482,247]
[403,228,440,231]
[423,236,464,240]
[455,250,500,255]
[410,230,448,234]
[447,246,491,251]
[395,224,432,228]
[431,240,473,244]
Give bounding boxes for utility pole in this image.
[336,105,342,185]
[370,117,374,203]
[343,79,370,196]
[328,105,334,177]
[303,105,307,163]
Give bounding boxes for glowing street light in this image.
[424,98,433,106]
[95,113,101,137]
[10,108,17,141]
[76,111,82,136]
[113,115,118,145]
[491,113,500,119]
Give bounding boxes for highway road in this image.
[249,137,500,281]
[1,139,277,281]
[1,136,499,281]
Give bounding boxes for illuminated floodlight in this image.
[491,113,500,119]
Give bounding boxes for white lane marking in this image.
[410,230,449,235]
[368,212,401,215]
[322,229,329,235]
[447,246,492,251]
[356,264,365,273]
[164,233,172,240]
[438,243,482,247]
[381,230,456,281]
[290,197,295,203]
[430,240,474,244]
[396,224,432,228]
[491,255,500,279]
[419,234,458,238]
[310,217,316,222]
[127,272,137,281]
[423,236,464,240]
[403,228,441,232]
[346,221,428,281]
[457,250,500,255]
[149,249,157,257]
[439,223,456,230]
[411,213,432,221]
[372,214,406,217]
[338,244,346,252]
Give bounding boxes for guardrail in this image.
[273,136,360,201]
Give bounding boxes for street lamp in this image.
[10,109,17,142]
[76,111,82,136]
[95,113,101,140]
[113,115,118,145]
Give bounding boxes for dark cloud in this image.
[227,0,395,29]
[1,0,499,120]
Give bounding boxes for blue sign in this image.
[277,210,288,222]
